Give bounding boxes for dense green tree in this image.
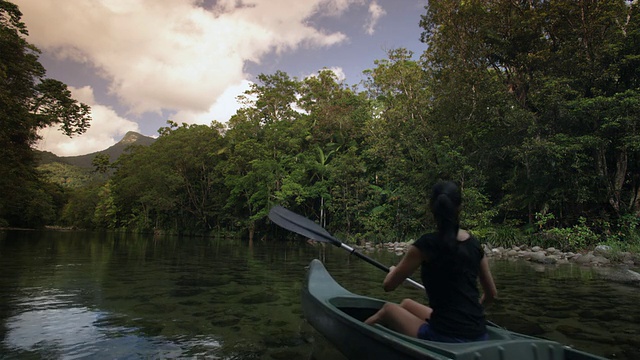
[37,162,93,188]
[420,0,640,225]
[45,0,640,252]
[296,69,370,228]
[361,49,437,239]
[0,0,91,227]
[223,71,306,240]
[326,146,370,239]
[60,183,101,229]
[92,181,117,229]
[111,143,174,231]
[110,122,227,233]
[92,153,111,174]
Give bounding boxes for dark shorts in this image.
[417,323,489,343]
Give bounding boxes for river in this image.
[0,230,638,359]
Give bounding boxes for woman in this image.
[365,181,497,342]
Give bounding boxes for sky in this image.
[13,0,428,156]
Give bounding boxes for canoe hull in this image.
[302,259,607,360]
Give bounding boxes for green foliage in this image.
[360,203,395,244]
[474,226,524,248]
[110,122,228,233]
[619,214,640,240]
[93,181,117,229]
[596,214,640,249]
[0,0,91,228]
[37,162,94,188]
[5,0,640,257]
[460,187,497,229]
[589,213,640,260]
[60,184,100,229]
[422,0,640,225]
[92,154,111,174]
[594,237,640,262]
[534,216,600,251]
[534,212,557,231]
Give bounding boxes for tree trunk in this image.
[634,189,640,216]
[609,148,628,213]
[248,221,255,244]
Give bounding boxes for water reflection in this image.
[2,286,223,359]
[5,289,102,353]
[0,231,322,359]
[0,231,638,359]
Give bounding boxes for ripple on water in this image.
[170,287,205,297]
[132,302,177,314]
[1,287,225,358]
[2,233,638,359]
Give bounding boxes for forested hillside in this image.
[37,131,156,169]
[2,0,639,253]
[35,131,156,189]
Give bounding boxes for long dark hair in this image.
[430,181,462,255]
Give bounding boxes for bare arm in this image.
[383,245,423,292]
[478,256,497,306]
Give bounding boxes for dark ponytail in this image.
[430,181,462,255]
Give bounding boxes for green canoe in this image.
[302,259,608,360]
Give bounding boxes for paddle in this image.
[268,205,424,290]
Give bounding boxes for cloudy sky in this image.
[14,0,428,156]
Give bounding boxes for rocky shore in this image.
[358,241,640,285]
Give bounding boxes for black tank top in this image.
[412,233,486,339]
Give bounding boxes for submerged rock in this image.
[594,267,640,285]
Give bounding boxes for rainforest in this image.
[2,0,640,254]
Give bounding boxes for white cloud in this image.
[14,0,363,116]
[365,1,386,35]
[13,0,382,155]
[36,86,140,157]
[305,67,346,82]
[326,67,347,82]
[171,80,253,125]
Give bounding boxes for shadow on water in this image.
[0,231,638,359]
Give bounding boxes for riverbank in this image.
[358,241,640,276]
[356,241,640,285]
[363,241,639,267]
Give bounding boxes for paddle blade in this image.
[268,206,340,246]
[269,206,424,290]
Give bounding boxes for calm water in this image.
[0,231,638,359]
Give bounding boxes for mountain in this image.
[36,131,156,188]
[37,131,156,168]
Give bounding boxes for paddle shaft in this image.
[268,206,424,291]
[338,242,425,290]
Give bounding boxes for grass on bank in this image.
[473,212,640,255]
